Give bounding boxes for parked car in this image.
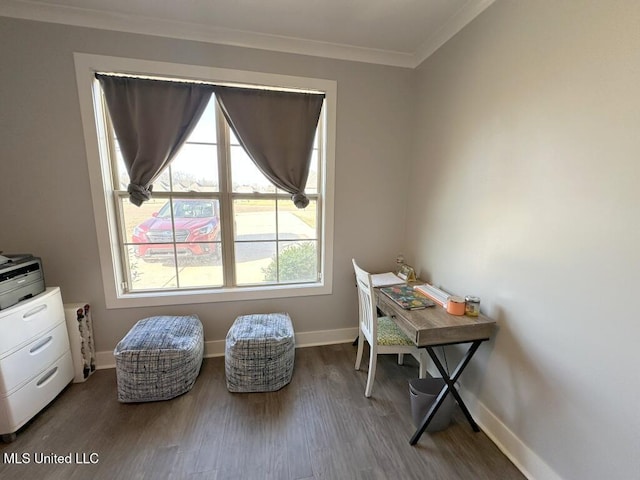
[132,200,220,261]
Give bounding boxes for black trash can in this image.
[409,378,454,432]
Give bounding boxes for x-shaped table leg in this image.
[409,339,485,445]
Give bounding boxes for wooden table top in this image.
[375,289,496,347]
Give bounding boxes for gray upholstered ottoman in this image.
[225,313,295,393]
[114,315,204,403]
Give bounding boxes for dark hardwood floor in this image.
[0,344,524,479]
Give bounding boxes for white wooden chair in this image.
[352,259,428,397]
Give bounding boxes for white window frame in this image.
[74,53,336,309]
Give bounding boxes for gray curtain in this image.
[214,86,325,208]
[96,74,213,206]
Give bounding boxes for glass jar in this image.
[465,296,480,316]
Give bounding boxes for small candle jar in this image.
[447,296,466,315]
[465,296,481,316]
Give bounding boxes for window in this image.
[74,54,336,308]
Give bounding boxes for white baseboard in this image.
[95,326,359,370]
[458,386,563,480]
[425,360,562,480]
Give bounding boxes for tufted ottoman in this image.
[114,315,204,403]
[225,313,295,393]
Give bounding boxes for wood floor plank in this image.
[0,344,524,480]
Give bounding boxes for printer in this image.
[0,254,46,310]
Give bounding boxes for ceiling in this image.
[0,0,495,68]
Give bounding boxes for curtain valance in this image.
[97,74,324,208]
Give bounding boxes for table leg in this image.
[409,340,485,445]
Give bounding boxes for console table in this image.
[375,288,496,445]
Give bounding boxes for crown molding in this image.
[0,0,493,69]
[414,0,496,66]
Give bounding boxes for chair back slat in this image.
[352,259,377,345]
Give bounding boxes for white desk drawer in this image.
[0,322,71,394]
[0,350,74,435]
[0,288,64,357]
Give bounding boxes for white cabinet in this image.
[0,287,74,442]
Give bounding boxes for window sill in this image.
[105,282,332,309]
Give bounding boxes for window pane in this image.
[228,137,318,195]
[114,142,172,193]
[124,196,220,261]
[114,142,128,190]
[170,144,219,192]
[230,130,276,193]
[112,105,217,194]
[278,199,317,240]
[153,168,172,192]
[125,246,178,290]
[235,241,276,285]
[170,197,220,246]
[233,199,276,241]
[176,248,223,288]
[305,149,318,194]
[121,197,169,246]
[186,99,216,144]
[272,241,318,283]
[122,195,222,291]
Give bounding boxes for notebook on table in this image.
[380,285,435,310]
[371,272,404,287]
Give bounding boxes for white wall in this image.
[406,1,640,479]
[0,17,414,352]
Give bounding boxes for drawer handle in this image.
[23,304,47,319]
[36,367,58,387]
[29,336,53,355]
